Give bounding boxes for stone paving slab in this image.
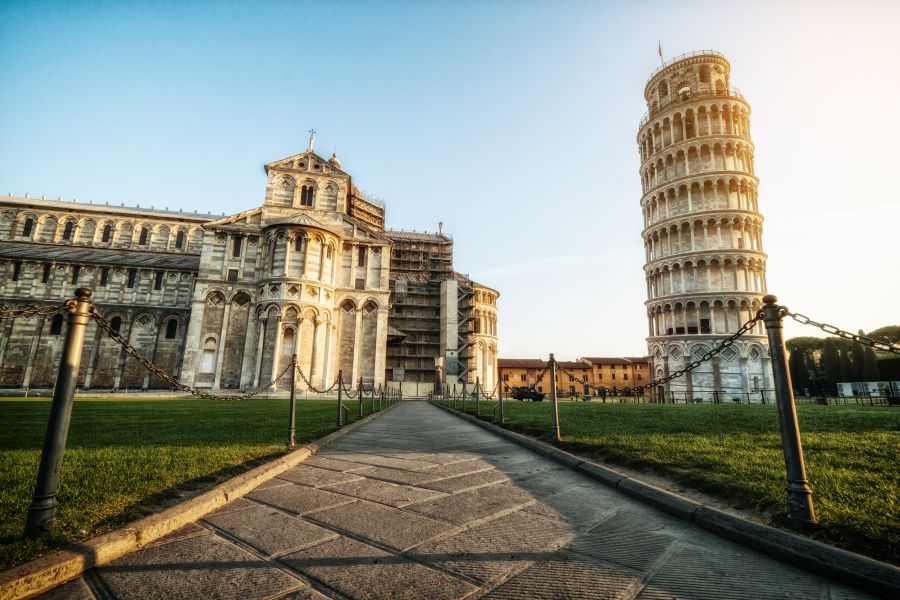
[203,504,338,556]
[322,476,446,507]
[36,577,95,600]
[95,532,304,599]
[305,499,458,552]
[280,535,480,600]
[303,456,375,473]
[409,510,577,586]
[483,550,644,600]
[419,468,510,493]
[277,464,366,487]
[248,484,357,515]
[317,451,437,471]
[348,464,447,485]
[404,481,535,525]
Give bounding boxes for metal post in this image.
[25,288,93,539]
[337,370,343,427]
[288,354,297,447]
[380,385,385,411]
[498,381,504,423]
[475,377,480,416]
[462,381,467,412]
[762,295,817,529]
[549,354,560,442]
[358,377,364,419]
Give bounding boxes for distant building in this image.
[498,356,650,396]
[0,144,497,393]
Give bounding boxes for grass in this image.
[0,395,387,571]
[443,398,900,564]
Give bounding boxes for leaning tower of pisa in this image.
[637,51,773,402]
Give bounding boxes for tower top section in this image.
[642,51,738,123]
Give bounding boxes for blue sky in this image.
[2,0,898,358]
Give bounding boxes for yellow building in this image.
[498,356,651,397]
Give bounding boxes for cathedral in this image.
[0,142,499,393]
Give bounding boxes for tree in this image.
[851,344,866,381]
[839,347,852,382]
[866,325,900,345]
[863,347,880,381]
[821,338,840,388]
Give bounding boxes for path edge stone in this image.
[430,401,900,598]
[0,402,400,600]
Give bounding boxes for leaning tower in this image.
[637,51,773,402]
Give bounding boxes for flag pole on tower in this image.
[658,41,664,65]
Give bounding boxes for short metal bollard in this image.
[337,370,344,427]
[288,354,298,447]
[762,295,817,529]
[25,288,93,539]
[549,354,561,442]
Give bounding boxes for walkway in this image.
[42,401,873,599]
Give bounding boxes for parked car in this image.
[510,386,545,401]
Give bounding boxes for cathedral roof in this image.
[0,240,200,270]
[263,150,348,177]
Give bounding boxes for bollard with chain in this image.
[336,370,344,427]
[548,354,561,442]
[25,288,93,539]
[475,377,480,416]
[288,354,297,448]
[358,377,364,419]
[498,380,504,423]
[762,295,817,529]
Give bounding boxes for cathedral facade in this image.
[0,146,497,392]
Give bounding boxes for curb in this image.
[0,402,399,600]
[431,401,900,598]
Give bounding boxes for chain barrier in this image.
[0,304,70,320]
[340,378,358,399]
[785,311,900,356]
[294,365,339,395]
[91,309,291,400]
[479,380,501,400]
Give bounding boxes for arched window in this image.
[699,66,710,83]
[175,230,185,249]
[282,328,296,354]
[62,222,74,241]
[101,224,112,243]
[659,81,669,97]
[138,227,149,245]
[22,218,33,238]
[165,319,178,339]
[294,234,305,252]
[300,185,315,207]
[49,314,64,336]
[110,316,122,333]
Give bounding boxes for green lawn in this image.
[441,398,900,564]
[0,395,388,570]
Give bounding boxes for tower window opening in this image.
[110,316,122,333]
[699,66,710,83]
[49,314,64,336]
[165,319,178,339]
[658,81,669,97]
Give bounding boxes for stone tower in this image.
[637,51,773,402]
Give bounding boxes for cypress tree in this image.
[839,347,852,382]
[822,338,840,388]
[796,352,811,391]
[852,344,866,381]
[789,350,802,390]
[863,347,880,381]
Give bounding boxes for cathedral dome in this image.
[330,152,341,169]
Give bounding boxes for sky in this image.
[1,0,898,360]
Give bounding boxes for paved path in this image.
[42,401,873,600]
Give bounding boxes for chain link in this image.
[91,309,291,400]
[295,364,339,394]
[340,378,358,399]
[0,303,70,320]
[786,311,900,356]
